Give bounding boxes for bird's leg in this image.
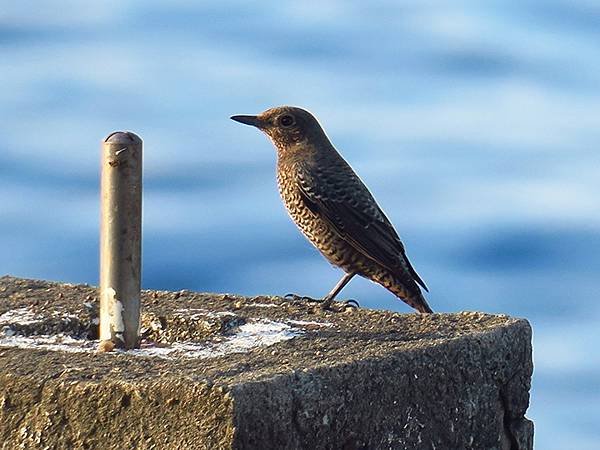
[320,272,356,309]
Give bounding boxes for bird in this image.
[231,106,432,313]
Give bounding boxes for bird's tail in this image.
[411,293,434,314]
[380,275,434,313]
[397,288,433,314]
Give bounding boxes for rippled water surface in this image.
[1,1,599,447]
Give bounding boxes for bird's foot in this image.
[283,293,322,303]
[283,293,360,310]
[341,299,360,308]
[324,298,360,311]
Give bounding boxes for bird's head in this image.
[231,106,328,153]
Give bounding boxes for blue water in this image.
[1,1,599,447]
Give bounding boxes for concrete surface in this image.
[0,276,533,449]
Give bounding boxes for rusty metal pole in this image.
[99,131,142,350]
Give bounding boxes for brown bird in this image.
[231,106,432,313]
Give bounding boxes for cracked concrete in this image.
[0,276,533,449]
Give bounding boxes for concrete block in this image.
[0,276,533,449]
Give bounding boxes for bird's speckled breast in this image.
[276,160,359,270]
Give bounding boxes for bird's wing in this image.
[297,161,428,292]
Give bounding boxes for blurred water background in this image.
[1,1,599,447]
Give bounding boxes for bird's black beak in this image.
[230,114,264,128]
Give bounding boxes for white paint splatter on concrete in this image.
[173,308,236,320]
[0,333,97,353]
[287,319,333,328]
[0,318,329,360]
[129,319,301,359]
[0,307,42,326]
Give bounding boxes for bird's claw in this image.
[284,293,320,303]
[342,299,360,308]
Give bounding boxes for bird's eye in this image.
[279,114,295,127]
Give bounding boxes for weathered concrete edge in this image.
[228,318,534,450]
[0,373,235,450]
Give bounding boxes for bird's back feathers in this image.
[293,150,429,294]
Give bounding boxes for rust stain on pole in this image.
[99,131,142,350]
